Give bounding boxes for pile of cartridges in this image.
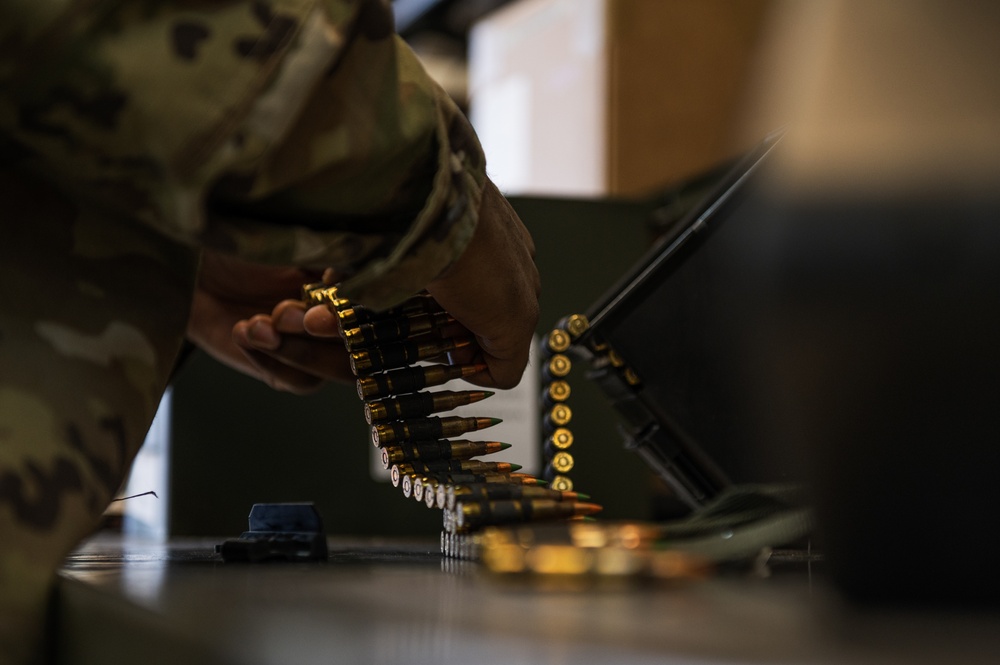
[303,284,602,559]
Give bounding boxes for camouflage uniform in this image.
[0,1,486,661]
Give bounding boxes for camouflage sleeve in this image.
[1,2,485,661]
[0,0,487,310]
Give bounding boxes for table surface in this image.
[55,535,1000,665]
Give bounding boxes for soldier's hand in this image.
[188,251,353,393]
[426,179,541,389]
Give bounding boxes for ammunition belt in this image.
[302,283,601,560]
[539,313,642,492]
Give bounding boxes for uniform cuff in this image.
[334,90,487,311]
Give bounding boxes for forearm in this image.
[1,0,486,310]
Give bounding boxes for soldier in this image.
[0,1,540,662]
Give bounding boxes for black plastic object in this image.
[579,132,790,510]
[217,503,328,563]
[582,129,1000,604]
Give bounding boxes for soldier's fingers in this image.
[233,315,281,352]
[271,300,308,334]
[234,313,353,384]
[236,347,329,395]
[253,336,355,384]
[302,305,343,338]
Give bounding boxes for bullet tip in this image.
[577,502,603,515]
[499,442,513,450]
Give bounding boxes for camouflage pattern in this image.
[0,1,486,662]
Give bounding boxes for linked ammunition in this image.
[337,294,443,330]
[356,363,486,399]
[543,459,577,483]
[391,460,520,478]
[400,473,417,497]
[448,531,460,555]
[300,282,601,545]
[543,354,572,380]
[300,281,329,302]
[403,474,437,501]
[457,533,483,560]
[350,337,471,375]
[455,499,602,530]
[419,472,545,487]
[548,474,574,492]
[442,508,461,534]
[544,329,571,355]
[380,440,511,468]
[543,404,573,430]
[343,310,454,349]
[541,380,571,406]
[390,465,408,488]
[477,522,705,575]
[395,465,475,493]
[548,428,573,448]
[301,280,327,293]
[550,451,574,474]
[416,477,439,508]
[559,314,590,339]
[446,484,587,510]
[365,390,493,424]
[544,428,574,457]
[435,482,448,510]
[443,518,473,538]
[302,283,349,310]
[371,416,502,447]
[507,473,546,485]
[412,475,425,502]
